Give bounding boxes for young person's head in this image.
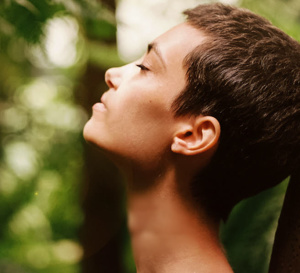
[83,22,213,175]
[172,3,300,220]
[84,3,300,221]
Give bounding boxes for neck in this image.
[126,168,233,273]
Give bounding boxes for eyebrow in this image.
[147,42,166,69]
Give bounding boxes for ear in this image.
[171,116,220,156]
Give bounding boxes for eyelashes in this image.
[136,63,149,71]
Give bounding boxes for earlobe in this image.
[171,116,220,156]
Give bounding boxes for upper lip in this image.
[100,93,105,103]
[100,92,107,106]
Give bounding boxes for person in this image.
[83,3,300,272]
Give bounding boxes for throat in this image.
[126,178,233,273]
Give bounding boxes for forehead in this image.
[153,22,206,68]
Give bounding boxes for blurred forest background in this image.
[0,0,299,273]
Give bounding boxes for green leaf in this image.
[1,0,65,44]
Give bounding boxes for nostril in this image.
[105,68,118,89]
[106,79,114,88]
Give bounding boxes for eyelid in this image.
[136,63,149,71]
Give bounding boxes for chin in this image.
[83,119,97,144]
[83,119,111,152]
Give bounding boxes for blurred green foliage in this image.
[221,178,289,273]
[1,0,64,43]
[241,0,300,41]
[0,0,119,272]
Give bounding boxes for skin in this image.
[84,23,233,273]
[83,23,208,173]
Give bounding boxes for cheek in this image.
[115,93,170,130]
[108,97,173,153]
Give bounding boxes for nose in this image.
[105,67,122,90]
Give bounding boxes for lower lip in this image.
[93,102,107,112]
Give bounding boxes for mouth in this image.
[92,93,107,112]
[92,102,106,112]
[100,92,108,105]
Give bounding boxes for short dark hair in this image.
[172,3,300,220]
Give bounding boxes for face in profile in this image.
[83,23,206,167]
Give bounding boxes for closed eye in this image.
[136,64,149,71]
